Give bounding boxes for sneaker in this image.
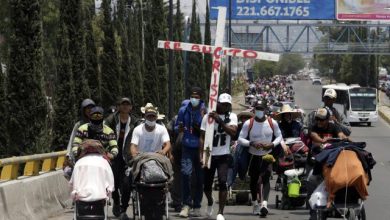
[260,201,269,217]
[179,205,190,218]
[252,200,260,215]
[112,202,120,217]
[216,214,225,220]
[119,212,130,220]
[192,208,202,217]
[206,198,214,217]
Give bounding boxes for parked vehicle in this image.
[312,78,322,85]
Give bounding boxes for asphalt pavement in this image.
[49,80,390,220]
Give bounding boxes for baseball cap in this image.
[253,100,267,110]
[191,87,203,97]
[323,88,337,99]
[119,97,132,105]
[315,108,329,120]
[90,106,104,120]
[218,93,232,104]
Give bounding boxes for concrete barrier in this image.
[379,106,390,125]
[0,170,70,220]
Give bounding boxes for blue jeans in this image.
[181,147,203,208]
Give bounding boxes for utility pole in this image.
[228,0,232,94]
[168,0,173,119]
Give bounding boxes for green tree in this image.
[52,17,76,147]
[117,0,132,98]
[187,0,204,93]
[173,0,184,109]
[84,0,101,103]
[7,0,48,155]
[63,0,90,103]
[253,60,277,78]
[128,2,144,112]
[0,0,10,64]
[143,0,168,114]
[0,54,7,156]
[100,0,121,109]
[203,0,212,98]
[314,22,376,85]
[276,54,305,75]
[195,15,206,92]
[41,0,60,98]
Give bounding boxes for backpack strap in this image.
[267,117,276,141]
[246,118,255,140]
[267,117,274,133]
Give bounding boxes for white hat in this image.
[273,104,301,121]
[218,93,232,104]
[323,88,337,99]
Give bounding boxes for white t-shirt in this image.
[238,117,282,156]
[131,124,170,153]
[201,112,238,156]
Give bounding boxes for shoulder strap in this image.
[267,117,274,133]
[267,117,276,142]
[246,118,255,140]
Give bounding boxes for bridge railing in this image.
[0,151,66,182]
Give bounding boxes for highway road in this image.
[49,80,390,220]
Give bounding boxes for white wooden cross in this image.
[158,7,280,168]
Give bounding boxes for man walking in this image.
[175,87,206,218]
[200,93,238,220]
[238,100,282,217]
[105,97,140,219]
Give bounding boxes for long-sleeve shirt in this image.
[238,117,283,156]
[69,154,114,202]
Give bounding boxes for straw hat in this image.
[273,104,301,121]
[140,103,165,120]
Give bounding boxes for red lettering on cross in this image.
[208,96,217,112]
[191,44,201,52]
[212,60,221,73]
[229,49,241,57]
[174,42,182,50]
[213,47,223,59]
[164,41,171,49]
[202,46,212,54]
[243,50,257,58]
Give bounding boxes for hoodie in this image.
[175,100,206,148]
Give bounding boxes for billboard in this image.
[337,0,390,20]
[210,0,335,20]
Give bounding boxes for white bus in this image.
[322,84,378,126]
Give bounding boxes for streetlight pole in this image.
[168,0,174,119]
[228,0,232,94]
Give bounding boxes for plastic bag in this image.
[309,181,328,209]
[141,160,168,183]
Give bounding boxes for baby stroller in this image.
[275,138,309,210]
[309,141,375,220]
[70,140,114,220]
[130,152,173,220]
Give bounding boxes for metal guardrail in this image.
[0,150,67,181]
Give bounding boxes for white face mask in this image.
[145,120,156,127]
[190,98,200,107]
[255,110,264,119]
